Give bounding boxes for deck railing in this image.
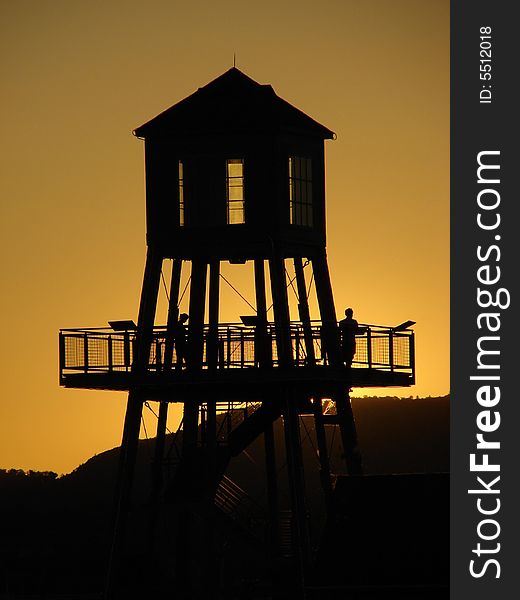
[59,321,414,379]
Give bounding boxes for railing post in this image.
[389,330,394,372]
[108,334,113,372]
[155,336,162,371]
[410,331,416,384]
[218,339,225,369]
[227,328,231,367]
[240,330,245,368]
[367,327,372,369]
[83,333,89,374]
[124,331,130,371]
[59,333,65,383]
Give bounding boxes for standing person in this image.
[174,313,189,369]
[339,307,359,367]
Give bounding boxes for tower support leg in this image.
[268,257,292,367]
[187,259,208,370]
[207,260,220,372]
[311,252,341,367]
[254,258,270,366]
[282,393,310,590]
[294,257,333,497]
[151,401,169,496]
[269,256,310,593]
[206,260,220,451]
[313,399,334,499]
[311,252,362,475]
[175,260,209,597]
[149,399,169,549]
[264,420,280,555]
[199,263,220,600]
[294,257,316,364]
[106,247,163,598]
[255,259,280,555]
[335,386,363,475]
[182,259,207,453]
[164,258,183,370]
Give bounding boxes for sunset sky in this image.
[0,0,448,474]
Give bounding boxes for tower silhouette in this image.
[59,68,415,598]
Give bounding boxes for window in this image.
[178,160,185,226]
[289,156,313,227]
[226,159,245,224]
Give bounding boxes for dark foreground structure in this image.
[59,69,445,599]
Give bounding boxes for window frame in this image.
[289,156,313,227]
[226,158,245,225]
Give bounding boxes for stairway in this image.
[214,474,266,541]
[161,401,286,557]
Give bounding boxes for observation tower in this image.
[59,68,415,598]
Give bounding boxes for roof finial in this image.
[233,52,236,68]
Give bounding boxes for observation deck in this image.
[59,321,414,402]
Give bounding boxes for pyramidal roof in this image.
[134,68,334,139]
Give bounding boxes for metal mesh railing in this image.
[62,332,135,372]
[59,321,414,378]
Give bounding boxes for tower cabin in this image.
[136,67,330,262]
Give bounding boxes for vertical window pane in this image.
[294,157,301,179]
[300,157,306,180]
[226,158,245,224]
[289,155,313,227]
[295,179,301,203]
[295,203,302,226]
[178,160,184,227]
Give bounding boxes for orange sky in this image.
[0,0,448,474]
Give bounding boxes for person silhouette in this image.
[174,313,189,369]
[339,307,358,367]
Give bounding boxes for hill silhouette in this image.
[0,395,448,597]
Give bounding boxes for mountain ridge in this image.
[0,395,449,596]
